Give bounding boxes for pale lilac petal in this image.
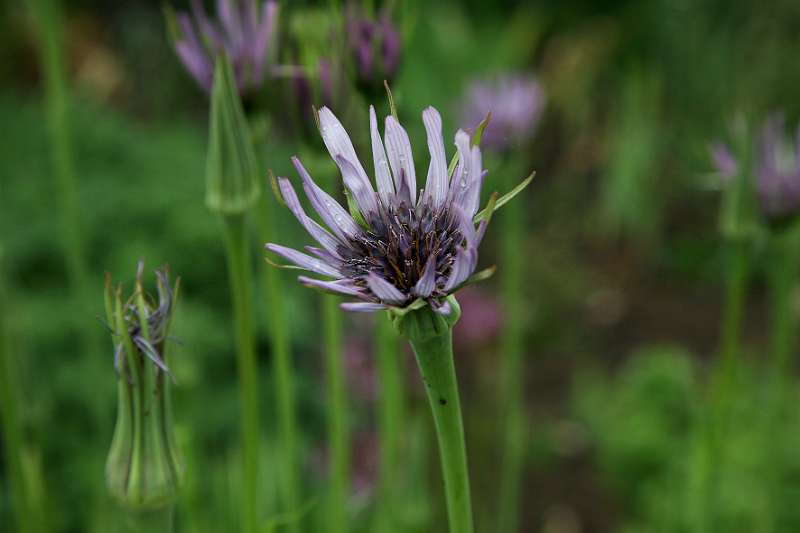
[217,0,243,53]
[341,302,388,312]
[298,276,364,297]
[304,246,342,267]
[412,255,437,297]
[421,107,448,209]
[335,155,379,216]
[444,247,477,291]
[292,157,362,240]
[266,244,342,277]
[190,0,224,50]
[370,106,394,204]
[252,1,278,81]
[175,41,213,91]
[318,107,371,184]
[366,272,407,305]
[384,115,416,204]
[277,177,343,256]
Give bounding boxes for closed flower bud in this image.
[104,263,182,510]
[206,56,261,214]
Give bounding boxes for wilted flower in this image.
[104,262,183,509]
[346,5,401,89]
[169,0,278,93]
[267,105,495,314]
[461,74,545,151]
[711,114,800,221]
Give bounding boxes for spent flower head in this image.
[711,113,800,222]
[169,0,279,93]
[461,74,545,152]
[266,103,525,315]
[104,262,183,509]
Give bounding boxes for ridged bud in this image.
[205,56,261,214]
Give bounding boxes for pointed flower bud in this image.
[206,56,261,214]
[104,262,183,510]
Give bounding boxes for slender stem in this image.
[222,214,260,533]
[255,200,301,531]
[0,264,35,533]
[373,313,403,533]
[28,0,87,290]
[497,160,526,533]
[120,506,174,533]
[408,328,474,533]
[323,294,349,533]
[767,230,799,375]
[718,239,749,400]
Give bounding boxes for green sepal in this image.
[384,80,399,120]
[474,171,535,223]
[344,188,370,229]
[268,170,286,207]
[390,295,461,341]
[205,56,261,214]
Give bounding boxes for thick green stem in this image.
[120,506,174,533]
[256,202,300,531]
[408,325,474,533]
[0,263,35,533]
[497,160,526,533]
[323,294,349,533]
[222,214,260,533]
[718,239,749,401]
[373,313,403,533]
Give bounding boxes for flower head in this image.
[104,262,183,509]
[711,114,800,221]
[170,0,278,93]
[346,5,401,89]
[267,105,492,314]
[461,74,545,151]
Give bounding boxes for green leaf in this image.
[474,171,535,223]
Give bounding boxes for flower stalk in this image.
[393,299,474,533]
[206,56,263,533]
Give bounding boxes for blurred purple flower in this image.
[711,114,800,220]
[344,335,377,401]
[171,0,278,93]
[346,5,401,88]
[266,105,491,314]
[453,287,503,351]
[461,74,546,151]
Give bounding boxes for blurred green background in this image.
[3,0,800,532]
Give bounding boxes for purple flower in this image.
[171,0,278,93]
[267,105,491,314]
[346,5,401,88]
[461,74,545,151]
[711,114,800,220]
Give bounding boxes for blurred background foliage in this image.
[2,0,800,532]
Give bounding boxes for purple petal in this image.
[709,142,737,180]
[190,0,224,50]
[175,41,213,91]
[444,247,478,292]
[335,155,379,216]
[266,244,342,277]
[252,1,278,81]
[298,276,364,297]
[366,272,407,305]
[433,299,452,315]
[318,107,371,184]
[412,255,437,298]
[277,177,343,256]
[292,157,362,240]
[370,106,395,205]
[341,302,388,312]
[384,115,416,205]
[449,130,484,217]
[421,107,448,209]
[217,0,244,53]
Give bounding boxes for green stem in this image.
[408,326,474,533]
[323,294,349,533]
[120,506,174,533]
[256,200,300,531]
[222,214,260,533]
[0,261,35,533]
[767,230,799,375]
[497,160,526,533]
[373,313,403,533]
[28,0,87,290]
